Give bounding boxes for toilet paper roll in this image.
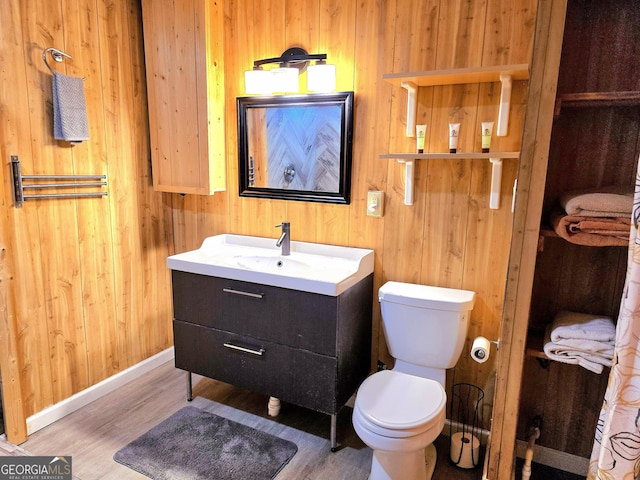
[471,336,491,363]
[450,431,480,469]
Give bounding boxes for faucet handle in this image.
[275,222,290,229]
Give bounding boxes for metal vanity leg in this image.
[330,413,338,452]
[186,371,193,401]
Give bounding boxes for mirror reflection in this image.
[237,92,354,204]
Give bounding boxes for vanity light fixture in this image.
[244,47,336,95]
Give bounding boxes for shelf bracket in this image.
[497,74,513,137]
[401,81,417,138]
[489,158,503,209]
[396,159,415,205]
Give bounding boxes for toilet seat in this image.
[354,370,446,438]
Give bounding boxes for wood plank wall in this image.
[0,0,174,442]
[170,0,538,429]
[0,0,538,447]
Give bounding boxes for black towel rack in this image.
[11,155,107,208]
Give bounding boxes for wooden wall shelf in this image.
[379,151,520,160]
[554,91,640,117]
[382,64,530,88]
[383,64,530,138]
[380,151,520,208]
[525,329,548,360]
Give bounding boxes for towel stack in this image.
[550,185,633,246]
[543,310,615,374]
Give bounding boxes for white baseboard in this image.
[26,347,174,436]
[515,439,589,476]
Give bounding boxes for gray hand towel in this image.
[53,72,89,144]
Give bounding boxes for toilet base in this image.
[424,443,436,479]
[369,444,437,480]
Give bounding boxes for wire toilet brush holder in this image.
[449,383,484,469]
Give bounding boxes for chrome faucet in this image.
[275,222,290,256]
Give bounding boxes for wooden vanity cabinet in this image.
[171,271,373,416]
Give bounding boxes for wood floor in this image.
[3,361,482,480]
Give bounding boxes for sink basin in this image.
[232,255,312,273]
[167,234,374,296]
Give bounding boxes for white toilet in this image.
[353,281,476,480]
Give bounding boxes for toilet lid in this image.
[356,370,446,431]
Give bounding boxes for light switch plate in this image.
[366,191,384,218]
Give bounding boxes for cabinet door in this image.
[140,0,226,194]
[172,272,338,355]
[173,321,338,413]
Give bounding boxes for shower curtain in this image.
[589,161,640,480]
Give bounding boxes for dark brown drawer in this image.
[173,320,339,413]
[172,271,337,355]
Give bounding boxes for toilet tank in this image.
[379,282,476,369]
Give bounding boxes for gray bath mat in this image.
[114,406,297,480]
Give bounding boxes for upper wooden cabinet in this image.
[141,0,226,195]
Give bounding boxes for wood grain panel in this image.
[530,239,626,330]
[541,361,609,456]
[141,0,182,189]
[348,0,395,369]
[543,107,639,216]
[281,0,323,244]
[490,0,565,475]
[1,0,540,461]
[22,0,90,402]
[482,0,538,67]
[436,0,487,70]
[227,0,287,240]
[0,0,34,442]
[381,0,440,306]
[313,0,355,246]
[63,0,119,387]
[0,0,173,442]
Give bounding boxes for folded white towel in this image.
[53,72,89,144]
[560,185,634,218]
[552,337,614,357]
[550,310,616,344]
[543,326,613,374]
[543,343,612,374]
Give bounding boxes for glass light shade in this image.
[245,69,273,95]
[307,63,336,92]
[271,67,299,93]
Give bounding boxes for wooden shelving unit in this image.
[382,64,530,87]
[379,151,520,160]
[380,151,520,208]
[380,65,529,208]
[525,329,548,360]
[514,0,638,461]
[554,90,640,117]
[383,64,529,138]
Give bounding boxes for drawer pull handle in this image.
[222,288,264,299]
[223,342,265,356]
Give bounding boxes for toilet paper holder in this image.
[470,336,500,363]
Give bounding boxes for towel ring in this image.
[42,47,72,75]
